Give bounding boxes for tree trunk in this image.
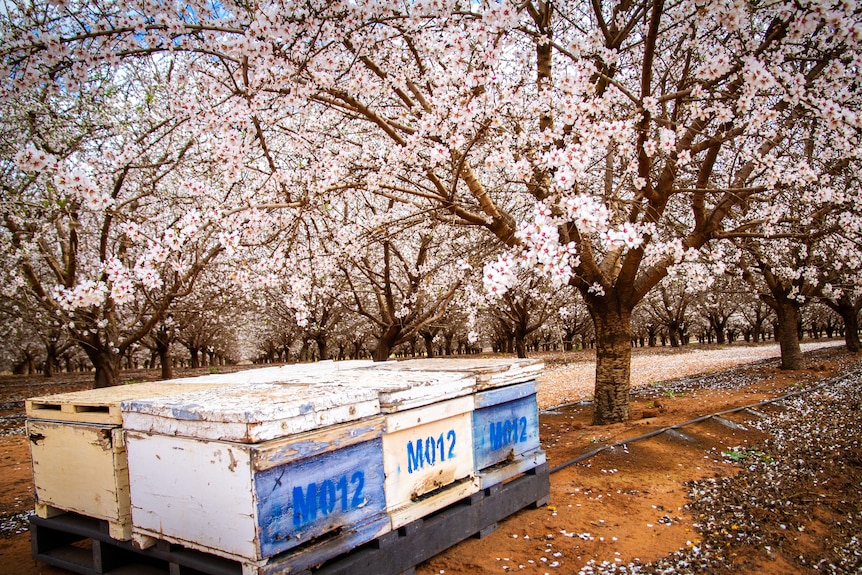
[44,349,57,378]
[157,346,172,380]
[87,349,121,388]
[588,301,632,425]
[836,303,861,353]
[774,299,804,370]
[190,347,201,369]
[316,336,329,361]
[423,334,434,358]
[373,326,401,362]
[714,323,726,344]
[668,323,681,347]
[514,334,527,359]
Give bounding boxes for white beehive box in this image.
[125,417,389,565]
[122,382,386,564]
[381,394,477,529]
[333,358,545,529]
[25,382,220,540]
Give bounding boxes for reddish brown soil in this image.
[415,349,861,575]
[0,349,859,575]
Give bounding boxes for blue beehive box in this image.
[122,382,388,565]
[472,380,544,488]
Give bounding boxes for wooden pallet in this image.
[31,463,550,575]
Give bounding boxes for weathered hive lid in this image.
[156,360,375,385]
[120,382,380,443]
[206,365,474,414]
[331,367,476,413]
[25,382,223,425]
[368,358,544,390]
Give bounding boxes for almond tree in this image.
[5,1,860,420]
[696,276,747,345]
[810,179,862,352]
[643,277,693,348]
[486,273,560,358]
[725,157,862,365]
[0,9,313,385]
[329,202,473,362]
[1,69,222,386]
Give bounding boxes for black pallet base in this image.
[31,463,550,575]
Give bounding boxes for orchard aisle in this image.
[536,340,844,410]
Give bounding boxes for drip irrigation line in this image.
[546,369,861,475]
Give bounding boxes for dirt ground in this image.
[1,345,860,575]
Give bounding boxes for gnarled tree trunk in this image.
[373,325,401,362]
[86,349,122,388]
[774,298,804,370]
[587,299,633,425]
[835,302,861,353]
[156,342,172,380]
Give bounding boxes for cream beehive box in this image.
[25,382,222,540]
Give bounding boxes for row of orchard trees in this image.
[252,263,854,362]
[1,1,861,424]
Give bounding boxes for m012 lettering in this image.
[292,470,365,527]
[488,416,529,451]
[406,429,456,474]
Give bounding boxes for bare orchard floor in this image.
[418,343,861,575]
[535,339,844,409]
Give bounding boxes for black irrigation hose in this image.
[546,369,862,475]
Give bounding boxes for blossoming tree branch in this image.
[2,0,860,423]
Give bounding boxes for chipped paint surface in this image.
[28,420,131,534]
[382,401,475,511]
[122,383,380,442]
[126,416,388,562]
[472,384,540,471]
[255,437,387,557]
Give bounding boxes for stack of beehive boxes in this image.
[26,358,545,574]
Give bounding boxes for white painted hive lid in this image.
[166,361,475,413]
[25,382,225,425]
[330,367,476,413]
[120,382,380,443]
[368,358,544,390]
[155,360,376,385]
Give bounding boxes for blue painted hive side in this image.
[255,437,388,558]
[472,380,541,471]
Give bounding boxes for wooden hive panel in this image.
[126,416,388,563]
[27,419,132,540]
[381,395,478,529]
[471,380,541,471]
